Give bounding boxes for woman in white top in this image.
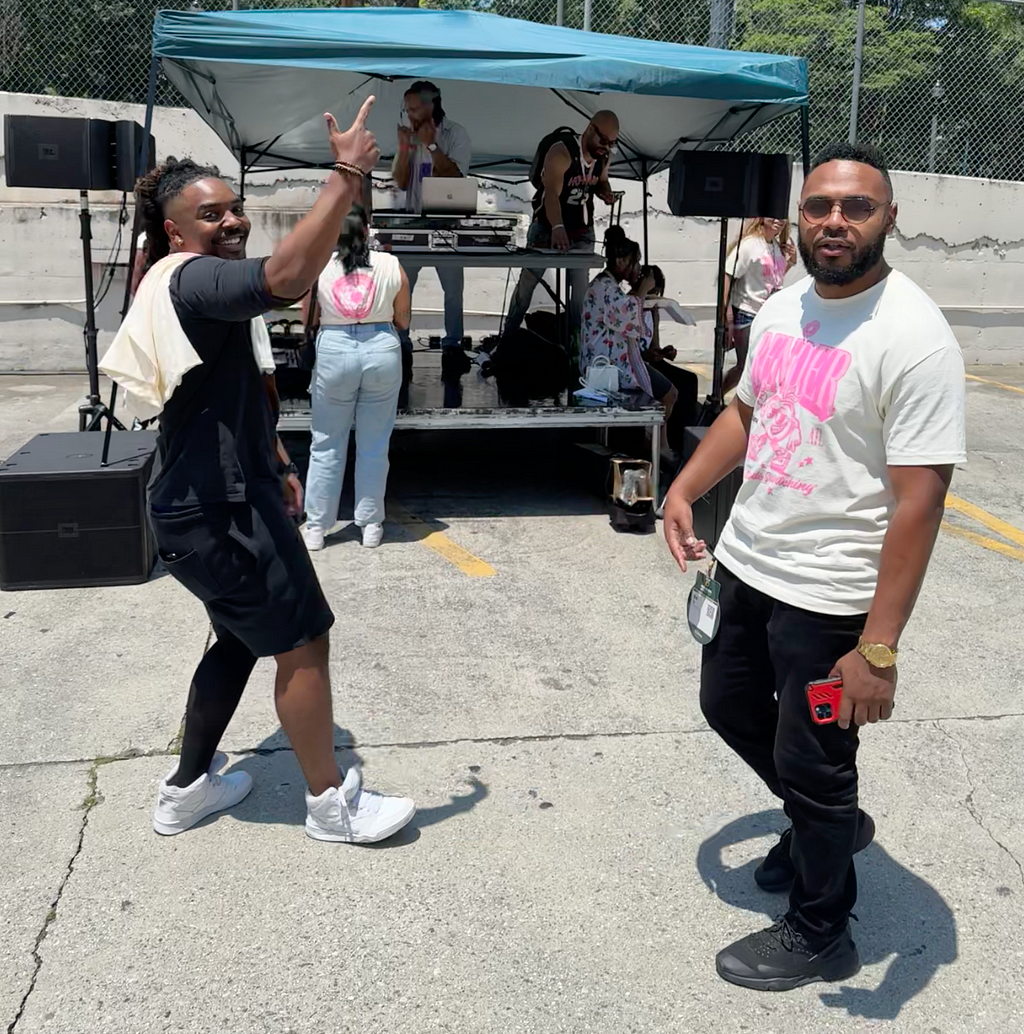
[302,205,411,550]
[721,217,797,394]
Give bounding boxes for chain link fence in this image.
[3,0,1024,180]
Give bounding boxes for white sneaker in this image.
[361,523,384,548]
[152,751,253,836]
[305,766,415,844]
[303,525,325,551]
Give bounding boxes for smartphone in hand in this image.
[807,677,843,725]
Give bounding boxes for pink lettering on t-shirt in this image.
[750,331,851,422]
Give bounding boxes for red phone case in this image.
[807,677,844,725]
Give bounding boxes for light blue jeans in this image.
[305,323,402,530]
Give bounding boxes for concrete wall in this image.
[2,90,1021,371]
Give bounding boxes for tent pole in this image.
[712,216,728,405]
[641,159,650,260]
[800,106,812,175]
[240,148,247,197]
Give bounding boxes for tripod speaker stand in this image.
[77,190,126,432]
[3,114,154,435]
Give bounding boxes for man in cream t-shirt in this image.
[663,142,966,991]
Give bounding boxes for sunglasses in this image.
[800,197,887,224]
[593,126,618,151]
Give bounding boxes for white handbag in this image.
[582,355,620,394]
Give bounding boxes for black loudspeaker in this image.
[113,120,156,191]
[0,432,158,591]
[668,151,792,219]
[682,425,744,549]
[3,115,114,190]
[3,115,155,191]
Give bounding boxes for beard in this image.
[798,227,887,286]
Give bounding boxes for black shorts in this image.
[150,487,335,658]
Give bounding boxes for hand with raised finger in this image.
[325,95,379,174]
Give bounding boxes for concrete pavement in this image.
[1,367,1022,1033]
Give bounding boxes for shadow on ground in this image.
[217,725,488,845]
[696,810,958,1020]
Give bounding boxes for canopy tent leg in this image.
[711,216,729,406]
[102,53,160,464]
[240,148,247,197]
[800,106,812,175]
[641,160,650,260]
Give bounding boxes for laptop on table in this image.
[422,176,478,215]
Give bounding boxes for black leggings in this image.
[169,626,258,788]
[700,564,866,945]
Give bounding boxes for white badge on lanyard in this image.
[686,556,721,645]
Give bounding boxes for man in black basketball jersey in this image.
[502,111,619,343]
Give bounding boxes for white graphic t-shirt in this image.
[714,270,967,615]
[318,251,403,327]
[730,236,788,316]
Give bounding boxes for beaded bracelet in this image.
[333,161,365,178]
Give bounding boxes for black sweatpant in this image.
[700,564,866,945]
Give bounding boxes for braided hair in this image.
[135,157,221,271]
[405,80,445,125]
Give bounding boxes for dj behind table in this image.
[267,181,664,501]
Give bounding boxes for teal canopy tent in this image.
[149,8,809,181]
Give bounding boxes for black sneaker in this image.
[754,810,876,893]
[716,914,860,991]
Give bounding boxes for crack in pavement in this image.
[6,762,104,1034]
[4,709,1024,771]
[934,719,1024,891]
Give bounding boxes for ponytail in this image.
[336,204,372,274]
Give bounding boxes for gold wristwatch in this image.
[856,638,898,669]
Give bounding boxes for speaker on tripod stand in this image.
[3,114,155,432]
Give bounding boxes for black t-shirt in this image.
[149,256,281,509]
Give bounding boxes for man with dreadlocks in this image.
[102,98,416,845]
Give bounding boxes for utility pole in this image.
[848,0,866,143]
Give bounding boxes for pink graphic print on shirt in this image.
[745,329,852,495]
[331,271,377,321]
[759,247,787,294]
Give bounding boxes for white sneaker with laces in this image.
[303,525,325,551]
[305,766,415,843]
[361,523,384,549]
[153,751,253,836]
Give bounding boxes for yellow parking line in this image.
[941,521,1024,563]
[392,508,496,578]
[965,373,1024,397]
[945,493,1024,549]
